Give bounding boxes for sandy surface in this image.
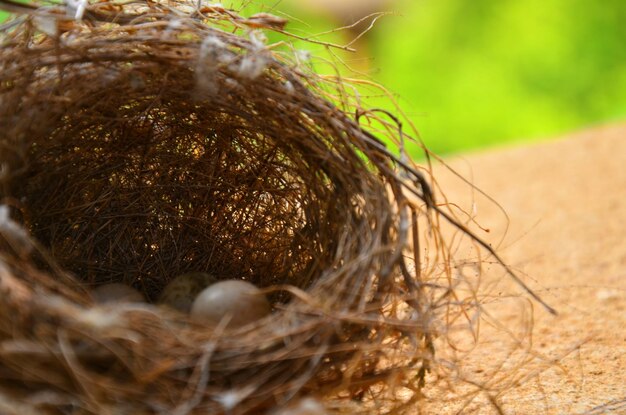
[427,123,626,414]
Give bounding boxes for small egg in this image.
[158,272,217,313]
[190,280,270,328]
[92,283,145,304]
[272,398,327,415]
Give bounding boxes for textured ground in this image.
[426,123,626,414]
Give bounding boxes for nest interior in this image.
[0,3,445,414]
[6,60,358,301]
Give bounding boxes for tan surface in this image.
[430,123,626,414]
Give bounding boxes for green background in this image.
[372,0,626,154]
[3,0,626,156]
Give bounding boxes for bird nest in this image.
[0,1,552,414]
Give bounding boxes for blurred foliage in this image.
[2,1,626,155]
[371,0,626,154]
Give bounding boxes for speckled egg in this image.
[190,280,270,328]
[158,272,217,313]
[92,283,145,304]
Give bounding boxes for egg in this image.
[190,280,270,328]
[92,283,145,304]
[158,272,217,313]
[271,398,327,415]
